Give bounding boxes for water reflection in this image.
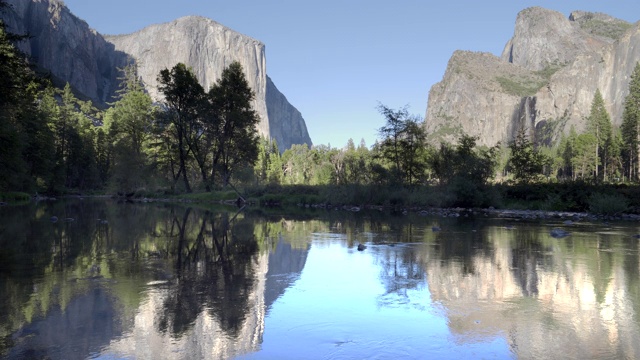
[0,201,311,359]
[1,201,640,359]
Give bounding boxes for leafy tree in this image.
[376,104,428,185]
[50,83,102,190]
[282,144,312,185]
[343,139,371,185]
[208,61,260,187]
[508,130,551,183]
[429,135,499,207]
[253,138,270,185]
[398,120,428,185]
[266,141,283,184]
[158,63,205,193]
[377,104,408,179]
[253,137,282,185]
[105,65,158,193]
[587,89,612,179]
[621,62,640,181]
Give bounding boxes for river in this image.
[1,199,640,359]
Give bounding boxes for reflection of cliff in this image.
[264,237,310,310]
[102,238,309,359]
[105,251,269,360]
[424,227,640,359]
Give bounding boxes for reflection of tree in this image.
[509,227,546,297]
[375,245,426,306]
[623,237,640,325]
[158,208,259,338]
[432,230,492,275]
[0,200,126,357]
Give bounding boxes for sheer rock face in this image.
[425,7,639,147]
[2,0,126,103]
[266,76,312,152]
[2,0,311,149]
[425,51,543,146]
[105,16,272,135]
[501,7,608,72]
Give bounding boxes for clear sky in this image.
[62,0,639,149]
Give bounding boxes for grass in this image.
[245,183,640,215]
[103,182,640,216]
[495,76,547,97]
[0,191,31,203]
[580,19,632,40]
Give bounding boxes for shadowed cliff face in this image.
[1,0,312,150]
[266,76,313,152]
[2,0,129,103]
[425,7,639,147]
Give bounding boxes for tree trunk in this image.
[177,127,192,193]
[637,127,640,181]
[595,126,599,179]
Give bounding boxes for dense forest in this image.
[2,7,640,213]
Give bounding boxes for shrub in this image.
[588,193,629,215]
[0,191,30,202]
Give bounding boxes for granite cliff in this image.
[1,0,311,150]
[425,7,639,147]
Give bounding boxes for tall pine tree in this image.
[621,62,640,181]
[587,89,612,180]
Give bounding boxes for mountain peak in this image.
[426,6,640,148]
[501,6,607,71]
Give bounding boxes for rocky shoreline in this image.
[31,194,640,222]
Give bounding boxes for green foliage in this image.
[282,144,313,185]
[578,17,632,40]
[0,21,56,192]
[534,64,562,80]
[105,65,158,194]
[621,62,640,181]
[157,63,205,193]
[376,104,429,185]
[429,135,499,207]
[209,61,261,187]
[587,89,613,179]
[495,75,547,97]
[155,61,260,193]
[180,190,239,202]
[508,130,552,183]
[0,191,30,202]
[588,193,629,215]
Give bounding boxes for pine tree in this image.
[621,62,640,181]
[587,89,612,180]
[508,129,551,183]
[105,65,157,193]
[0,12,42,191]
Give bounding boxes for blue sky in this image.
[63,1,639,149]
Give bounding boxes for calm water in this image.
[1,199,640,359]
